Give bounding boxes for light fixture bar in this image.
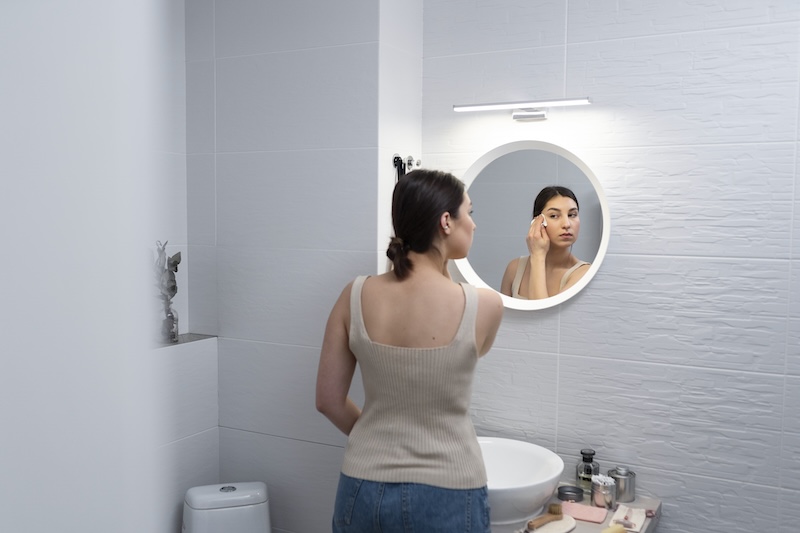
[453,97,591,113]
[512,110,547,121]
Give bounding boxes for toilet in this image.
[182,481,271,533]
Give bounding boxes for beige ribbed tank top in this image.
[340,275,487,489]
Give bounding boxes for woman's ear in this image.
[440,212,451,232]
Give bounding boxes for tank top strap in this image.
[454,282,478,344]
[511,256,527,298]
[349,275,369,342]
[559,261,590,290]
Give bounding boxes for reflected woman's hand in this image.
[526,214,550,257]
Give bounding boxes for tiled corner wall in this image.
[184,1,800,533]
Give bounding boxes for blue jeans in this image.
[332,473,491,533]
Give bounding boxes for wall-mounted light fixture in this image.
[453,97,591,120]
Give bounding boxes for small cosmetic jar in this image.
[557,485,584,502]
[591,474,616,509]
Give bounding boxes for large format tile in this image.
[560,254,789,373]
[157,428,219,533]
[215,45,378,153]
[187,153,215,247]
[218,338,363,447]
[217,248,375,345]
[214,0,377,58]
[565,23,800,147]
[185,0,214,62]
[153,337,218,444]
[557,356,784,485]
[186,60,215,154]
[779,487,800,533]
[186,244,218,336]
[216,149,376,250]
[220,428,344,533]
[423,0,566,57]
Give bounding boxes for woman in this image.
[316,169,504,532]
[500,186,589,300]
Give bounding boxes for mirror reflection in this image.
[454,141,609,311]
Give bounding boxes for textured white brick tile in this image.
[489,308,562,352]
[566,23,800,146]
[788,318,800,376]
[779,487,800,532]
[217,248,375,345]
[216,150,376,251]
[583,143,795,258]
[214,0,377,58]
[423,0,566,57]
[785,377,800,434]
[780,432,800,490]
[560,255,789,372]
[219,428,344,533]
[556,356,784,485]
[568,0,800,42]
[471,347,559,449]
[635,465,780,533]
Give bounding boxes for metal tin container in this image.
[591,475,616,509]
[608,466,636,503]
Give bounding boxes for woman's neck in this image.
[545,246,575,269]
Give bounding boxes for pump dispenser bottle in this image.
[576,448,599,493]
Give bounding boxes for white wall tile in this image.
[187,244,218,335]
[186,60,215,154]
[784,377,800,434]
[153,337,218,444]
[559,254,789,373]
[186,0,214,62]
[157,428,220,533]
[217,248,375,345]
[471,348,558,449]
[568,0,800,42]
[557,356,784,485]
[153,152,188,247]
[215,45,379,152]
[584,143,795,258]
[214,0,378,58]
[779,487,800,533]
[636,466,780,533]
[566,24,800,146]
[423,0,567,57]
[789,317,800,376]
[219,428,344,533]
[216,149,376,250]
[218,338,364,446]
[187,153,215,246]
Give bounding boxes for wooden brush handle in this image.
[527,513,561,530]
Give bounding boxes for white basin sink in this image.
[478,436,564,531]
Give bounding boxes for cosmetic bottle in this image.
[576,448,599,493]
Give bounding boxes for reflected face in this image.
[541,195,580,247]
[450,192,476,259]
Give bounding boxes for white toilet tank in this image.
[182,481,271,533]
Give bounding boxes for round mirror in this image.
[455,141,610,310]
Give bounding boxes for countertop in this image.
[548,490,661,533]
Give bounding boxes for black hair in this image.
[532,186,579,218]
[386,169,465,280]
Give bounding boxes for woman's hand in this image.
[526,214,550,257]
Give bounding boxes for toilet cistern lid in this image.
[185,481,268,510]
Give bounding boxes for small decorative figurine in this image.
[155,240,182,343]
